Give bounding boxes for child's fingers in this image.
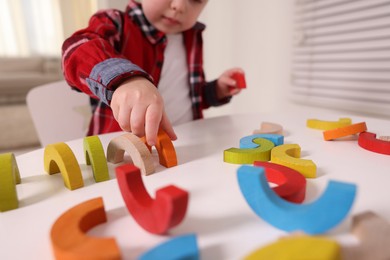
[161,111,177,141]
[144,104,163,146]
[116,105,132,132]
[130,104,147,138]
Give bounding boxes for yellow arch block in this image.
[0,153,21,212]
[106,133,155,176]
[307,118,352,130]
[44,143,84,190]
[84,136,110,182]
[224,138,275,164]
[271,144,317,178]
[245,236,341,260]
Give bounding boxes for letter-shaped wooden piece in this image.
[0,153,21,212]
[224,134,283,164]
[307,118,352,130]
[139,234,199,260]
[107,133,154,176]
[84,136,110,182]
[358,132,390,155]
[115,164,188,234]
[142,129,178,168]
[323,122,367,141]
[50,197,121,260]
[44,142,84,190]
[253,122,283,135]
[237,165,356,234]
[342,211,390,260]
[245,236,341,260]
[253,161,306,203]
[271,144,317,178]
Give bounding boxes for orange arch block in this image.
[50,197,121,260]
[323,122,367,141]
[142,129,178,168]
[44,143,83,190]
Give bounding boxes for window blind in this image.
[291,0,390,117]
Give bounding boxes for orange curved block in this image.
[44,143,84,190]
[106,133,154,176]
[142,129,178,168]
[323,122,367,141]
[0,153,21,212]
[253,122,283,135]
[115,164,188,234]
[358,132,390,155]
[254,161,306,203]
[50,197,121,260]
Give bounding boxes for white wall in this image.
[200,1,293,118]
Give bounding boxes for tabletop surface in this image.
[1,105,390,259]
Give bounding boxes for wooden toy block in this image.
[141,129,178,168]
[253,122,283,135]
[0,153,21,212]
[270,144,317,178]
[139,234,199,260]
[245,235,341,260]
[253,161,306,203]
[307,118,352,130]
[237,165,356,234]
[84,136,110,182]
[44,143,84,190]
[358,132,390,155]
[107,133,154,176]
[224,134,283,164]
[342,211,390,260]
[115,164,188,234]
[323,122,367,141]
[232,72,246,89]
[50,197,121,260]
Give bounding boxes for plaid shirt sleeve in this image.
[62,9,152,105]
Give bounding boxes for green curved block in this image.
[84,136,110,182]
[0,153,21,212]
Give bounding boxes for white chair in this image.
[26,80,92,147]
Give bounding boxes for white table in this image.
[1,105,390,259]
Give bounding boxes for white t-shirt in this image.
[158,33,193,125]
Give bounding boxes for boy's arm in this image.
[62,9,152,104]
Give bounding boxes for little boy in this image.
[62,0,243,146]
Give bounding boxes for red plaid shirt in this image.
[62,0,230,135]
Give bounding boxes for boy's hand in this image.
[216,68,245,100]
[111,77,177,146]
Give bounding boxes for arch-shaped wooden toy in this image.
[107,133,154,176]
[253,122,283,135]
[224,134,283,164]
[44,142,84,190]
[271,144,317,178]
[237,165,357,234]
[342,211,390,260]
[244,235,341,260]
[323,122,367,141]
[84,136,110,182]
[50,197,121,260]
[139,234,199,260]
[358,132,390,155]
[141,129,178,168]
[115,164,188,234]
[0,153,21,212]
[307,117,352,130]
[253,161,306,203]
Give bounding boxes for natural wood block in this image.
[106,133,154,176]
[44,142,84,190]
[253,122,283,135]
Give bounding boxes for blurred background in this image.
[0,0,389,154]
